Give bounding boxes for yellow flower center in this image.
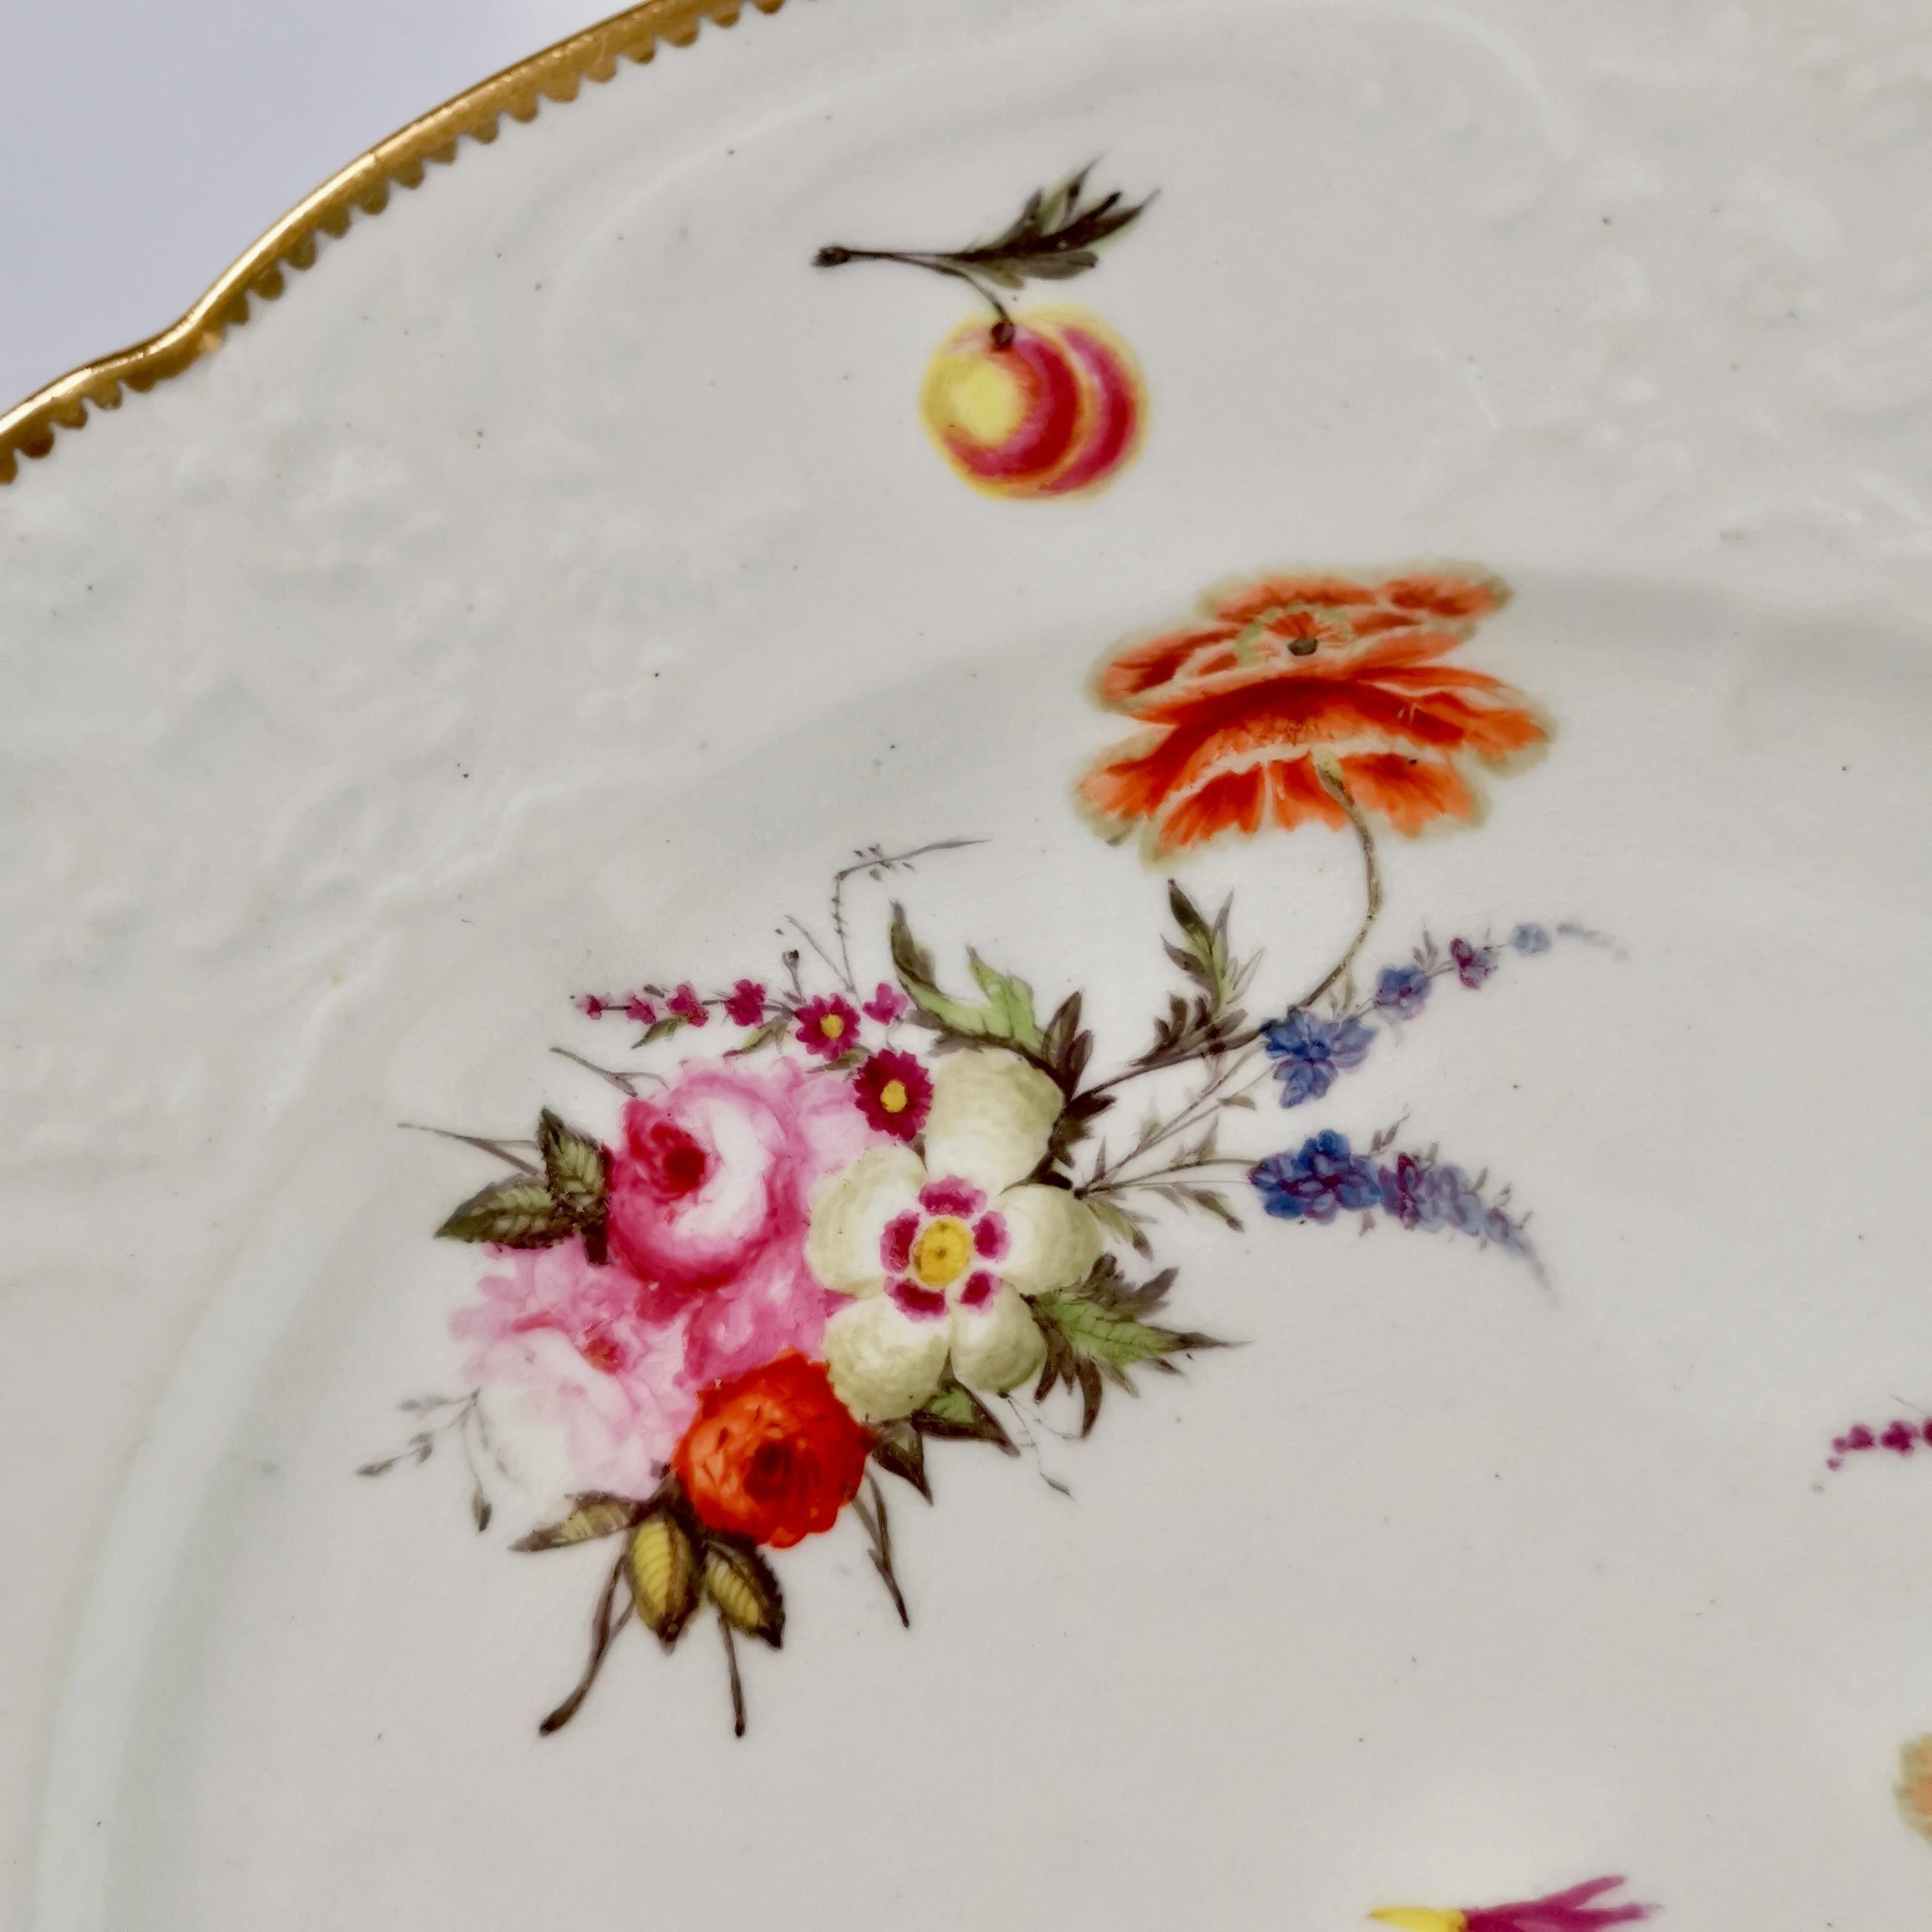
[926,354,1027,447]
[820,1013,846,1040]
[879,1079,910,1114]
[910,1217,972,1289]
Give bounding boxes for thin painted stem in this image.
[1085,1155,1258,1199]
[1296,779,1381,1010]
[827,837,985,992]
[718,1610,746,1739]
[399,1124,539,1176]
[1080,1057,1268,1195]
[549,1045,661,1098]
[785,914,847,991]
[538,1551,631,1736]
[816,247,1018,343]
[852,1479,910,1628]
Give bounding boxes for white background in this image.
[0,0,597,411]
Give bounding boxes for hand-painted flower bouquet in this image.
[366,566,1599,1737]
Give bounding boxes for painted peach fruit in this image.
[919,306,1145,499]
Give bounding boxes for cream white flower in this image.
[807,1047,1103,1422]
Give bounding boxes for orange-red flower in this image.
[1078,569,1548,856]
[673,1352,872,1549]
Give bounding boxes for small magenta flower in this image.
[864,982,907,1025]
[796,993,861,1060]
[625,994,657,1026]
[1827,1413,1932,1470]
[725,979,767,1027]
[852,1049,934,1140]
[577,994,607,1019]
[1510,922,1551,955]
[667,984,708,1027]
[1373,962,1431,1020]
[1251,1131,1383,1223]
[1261,1009,1375,1107]
[1450,937,1496,989]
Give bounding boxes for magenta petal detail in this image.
[880,1211,921,1275]
[921,1177,986,1217]
[890,1280,950,1321]
[972,1212,1010,1260]
[958,1270,1000,1310]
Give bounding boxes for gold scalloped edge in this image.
[0,0,787,488]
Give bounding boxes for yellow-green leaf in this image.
[538,1109,608,1222]
[703,1540,785,1647]
[514,1493,646,1552]
[436,1179,568,1246]
[628,1512,700,1647]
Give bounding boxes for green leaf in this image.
[966,953,1042,1047]
[1034,1290,1220,1373]
[1030,1258,1227,1436]
[912,1373,1018,1455]
[641,1015,686,1045]
[890,904,1044,1053]
[514,1493,649,1552]
[729,1019,791,1059]
[538,1109,609,1222]
[437,1178,571,1247]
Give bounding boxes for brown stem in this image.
[1071,782,1381,1191]
[718,1609,746,1739]
[549,1046,661,1098]
[852,1479,910,1628]
[1085,1155,1258,1199]
[825,837,985,991]
[399,1124,539,1176]
[813,246,1017,344]
[538,1551,631,1736]
[1296,777,1381,1010]
[1081,1059,1268,1195]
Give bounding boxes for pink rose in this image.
[451,1241,696,1497]
[609,1056,881,1385]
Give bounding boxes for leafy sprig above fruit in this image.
[814,162,1154,345]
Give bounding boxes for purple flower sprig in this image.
[1260,920,1575,1111]
[1249,1128,1541,1274]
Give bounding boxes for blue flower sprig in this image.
[1260,921,1587,1109]
[1250,1128,1540,1275]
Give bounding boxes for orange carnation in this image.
[673,1352,872,1549]
[1079,568,1548,857]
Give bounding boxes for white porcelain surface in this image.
[7,2,1932,1926]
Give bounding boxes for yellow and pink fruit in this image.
[919,306,1145,499]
